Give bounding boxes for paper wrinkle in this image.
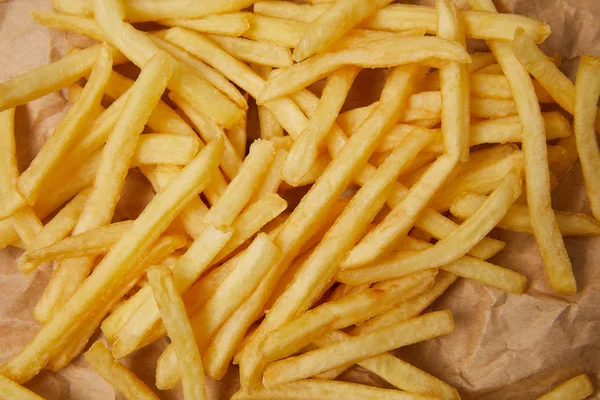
[1,0,599,399]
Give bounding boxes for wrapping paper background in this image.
[0,0,599,399]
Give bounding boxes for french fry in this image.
[341,155,458,269]
[148,266,207,400]
[574,56,600,221]
[420,52,496,91]
[283,67,360,186]
[470,0,576,294]
[258,37,470,103]
[9,208,44,249]
[171,94,243,180]
[15,46,112,205]
[132,134,200,166]
[150,36,247,109]
[156,234,280,390]
[84,341,159,400]
[227,120,248,160]
[0,375,43,400]
[437,0,470,161]
[18,189,91,273]
[251,65,284,140]
[512,28,600,134]
[94,0,244,128]
[537,374,594,400]
[331,28,427,52]
[215,193,287,262]
[109,225,232,358]
[253,2,550,43]
[232,379,437,400]
[451,192,600,236]
[32,10,106,41]
[243,13,306,48]
[312,329,459,399]
[353,270,457,335]
[208,34,293,68]
[262,311,455,387]
[19,221,132,264]
[251,150,288,202]
[470,73,554,103]
[0,136,224,383]
[337,169,522,282]
[292,0,393,62]
[239,65,429,391]
[46,234,188,370]
[0,44,103,112]
[258,270,437,363]
[161,13,251,37]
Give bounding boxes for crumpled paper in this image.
[0,0,599,399]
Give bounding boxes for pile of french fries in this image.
[0,0,598,399]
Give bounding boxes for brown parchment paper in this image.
[1,0,599,399]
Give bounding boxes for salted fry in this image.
[437,0,470,161]
[94,0,244,128]
[239,65,429,391]
[574,56,600,221]
[208,35,293,68]
[512,28,600,133]
[258,37,470,103]
[233,379,435,400]
[161,13,251,37]
[251,150,288,202]
[283,67,360,186]
[262,311,455,387]
[537,374,594,400]
[84,341,159,400]
[148,266,207,400]
[292,0,393,62]
[252,65,284,139]
[470,73,554,103]
[15,46,112,205]
[338,169,522,282]
[132,134,200,166]
[451,193,600,236]
[0,375,43,400]
[0,136,223,383]
[156,234,280,390]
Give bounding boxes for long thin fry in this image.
[574,56,600,221]
[0,136,223,383]
[161,13,251,37]
[451,192,600,236]
[148,266,207,400]
[84,341,159,400]
[292,0,393,61]
[94,0,244,128]
[208,34,292,68]
[537,374,594,400]
[262,311,454,387]
[16,46,112,205]
[0,375,43,400]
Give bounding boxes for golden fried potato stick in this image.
[451,192,600,236]
[208,34,293,68]
[258,270,437,364]
[312,329,459,399]
[292,0,393,62]
[42,54,171,321]
[233,379,436,400]
[437,0,469,161]
[161,13,250,37]
[420,52,496,91]
[94,0,244,128]
[0,44,105,112]
[258,36,471,103]
[537,374,594,400]
[251,150,288,202]
[470,73,554,103]
[85,341,159,400]
[131,134,200,166]
[18,189,91,273]
[32,10,106,41]
[337,169,522,282]
[238,65,429,391]
[19,221,133,264]
[242,13,306,48]
[0,375,43,400]
[14,46,111,207]
[574,56,600,221]
[283,67,360,186]
[227,119,248,160]
[45,234,188,367]
[470,0,576,294]
[330,29,427,52]
[251,65,284,140]
[0,136,224,383]
[262,311,455,387]
[156,234,281,390]
[341,154,458,269]
[148,266,207,400]
[512,29,600,133]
